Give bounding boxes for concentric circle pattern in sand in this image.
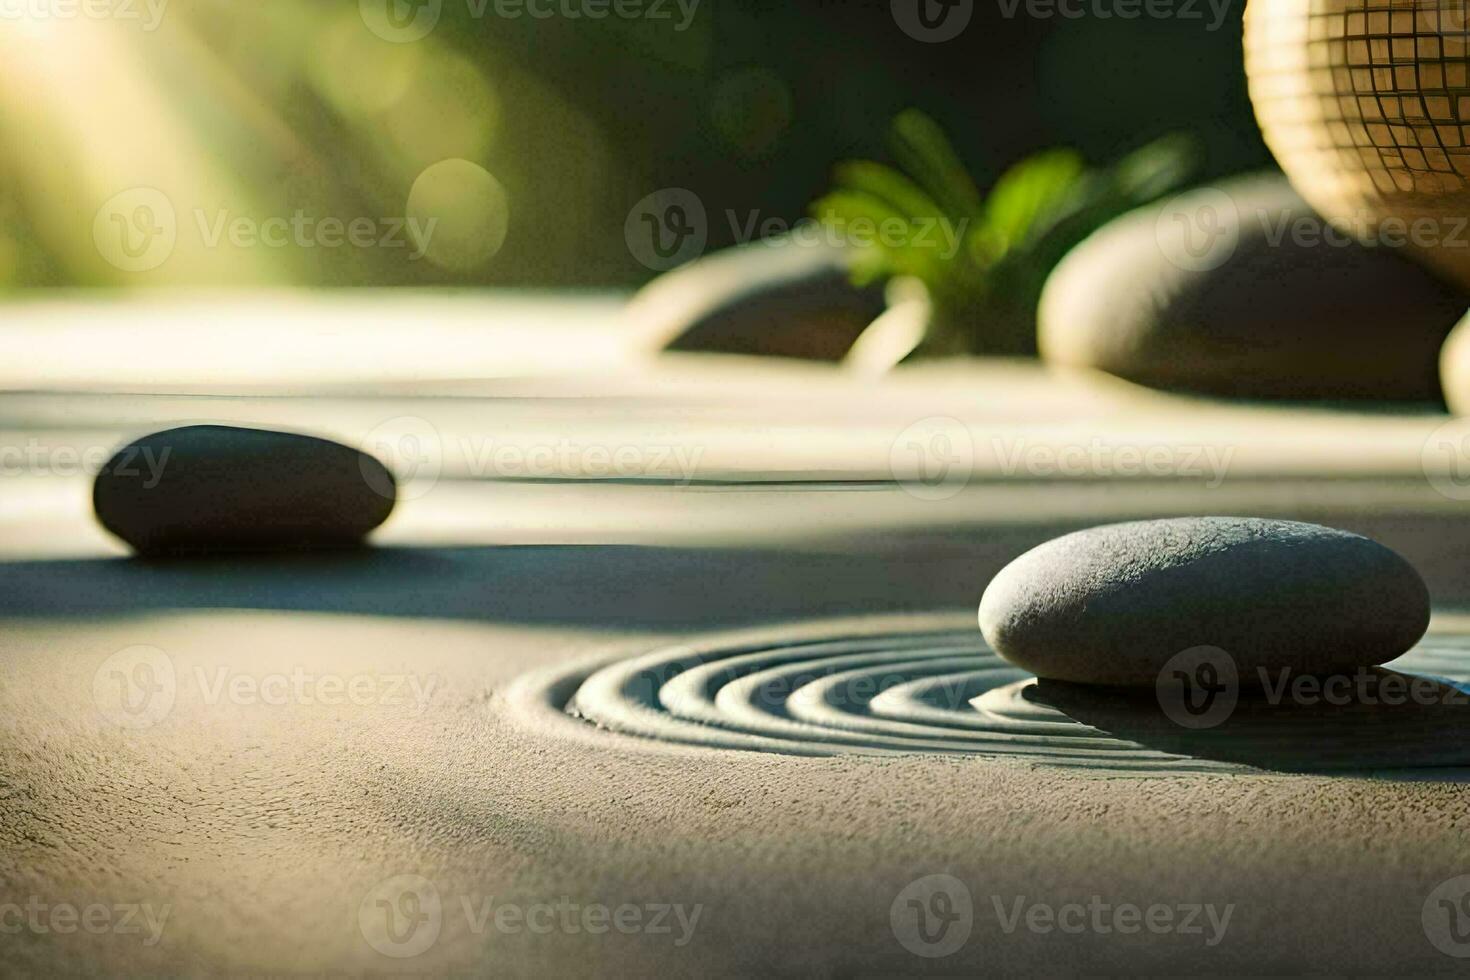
[508,619,1470,775]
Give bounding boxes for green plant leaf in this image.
[1109,132,1200,203]
[827,160,944,222]
[980,148,1086,255]
[888,109,983,221]
[809,189,944,284]
[810,110,1200,358]
[1016,133,1199,269]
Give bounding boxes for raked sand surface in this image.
[3,354,1470,974]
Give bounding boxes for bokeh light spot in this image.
[406,159,510,272]
[308,13,424,118]
[385,49,500,172]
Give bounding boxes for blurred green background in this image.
[0,0,1269,291]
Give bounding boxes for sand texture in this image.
[3,360,1470,974]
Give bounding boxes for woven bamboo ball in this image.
[1245,0,1470,287]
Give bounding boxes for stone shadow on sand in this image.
[1027,672,1470,774]
[0,544,986,631]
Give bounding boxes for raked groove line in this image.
[502,615,1470,775]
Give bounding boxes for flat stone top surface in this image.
[4,299,1470,975]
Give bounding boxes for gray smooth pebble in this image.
[978,517,1430,686]
[1038,174,1467,402]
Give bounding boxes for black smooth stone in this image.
[627,236,888,361]
[93,425,396,557]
